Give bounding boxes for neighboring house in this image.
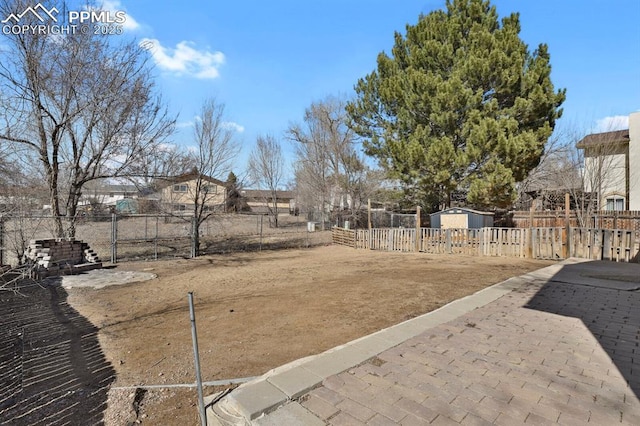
[79,182,139,212]
[576,112,640,211]
[150,172,227,213]
[240,189,295,214]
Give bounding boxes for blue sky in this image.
[78,1,640,179]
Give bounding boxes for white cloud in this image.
[157,143,179,152]
[222,121,245,133]
[595,115,629,132]
[176,120,195,129]
[140,38,225,79]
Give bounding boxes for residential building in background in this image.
[151,172,227,214]
[577,112,640,211]
[240,190,296,215]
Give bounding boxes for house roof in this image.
[241,189,295,200]
[576,129,630,148]
[82,183,140,194]
[102,184,138,193]
[154,172,227,189]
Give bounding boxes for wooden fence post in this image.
[415,206,421,252]
[526,206,534,259]
[532,228,537,259]
[367,199,372,250]
[563,193,570,259]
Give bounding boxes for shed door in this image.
[440,213,468,229]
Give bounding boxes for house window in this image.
[173,204,186,211]
[203,184,217,194]
[173,184,188,192]
[605,197,625,211]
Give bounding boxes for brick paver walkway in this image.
[299,278,640,425]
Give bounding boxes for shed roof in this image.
[429,207,494,217]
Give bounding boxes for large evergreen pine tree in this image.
[347,0,566,210]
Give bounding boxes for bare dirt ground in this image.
[55,245,552,425]
[0,244,552,425]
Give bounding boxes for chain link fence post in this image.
[190,216,197,258]
[155,215,159,260]
[0,215,4,265]
[110,213,117,263]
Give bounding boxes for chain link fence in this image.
[331,209,421,229]
[0,213,332,266]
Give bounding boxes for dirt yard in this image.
[57,245,552,425]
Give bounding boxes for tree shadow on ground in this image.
[0,278,115,425]
[524,260,640,398]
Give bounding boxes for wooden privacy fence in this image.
[512,210,640,232]
[355,228,416,252]
[569,228,640,262]
[332,226,640,263]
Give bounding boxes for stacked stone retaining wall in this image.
[24,239,102,277]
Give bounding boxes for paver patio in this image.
[208,260,640,425]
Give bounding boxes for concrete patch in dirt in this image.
[44,268,156,289]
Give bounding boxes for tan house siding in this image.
[629,112,640,210]
[240,190,295,214]
[583,148,627,210]
[157,175,227,213]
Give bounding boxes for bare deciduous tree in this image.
[287,96,371,228]
[248,134,285,227]
[517,125,581,211]
[188,98,239,256]
[0,0,175,237]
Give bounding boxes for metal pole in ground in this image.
[259,214,263,251]
[188,292,207,426]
